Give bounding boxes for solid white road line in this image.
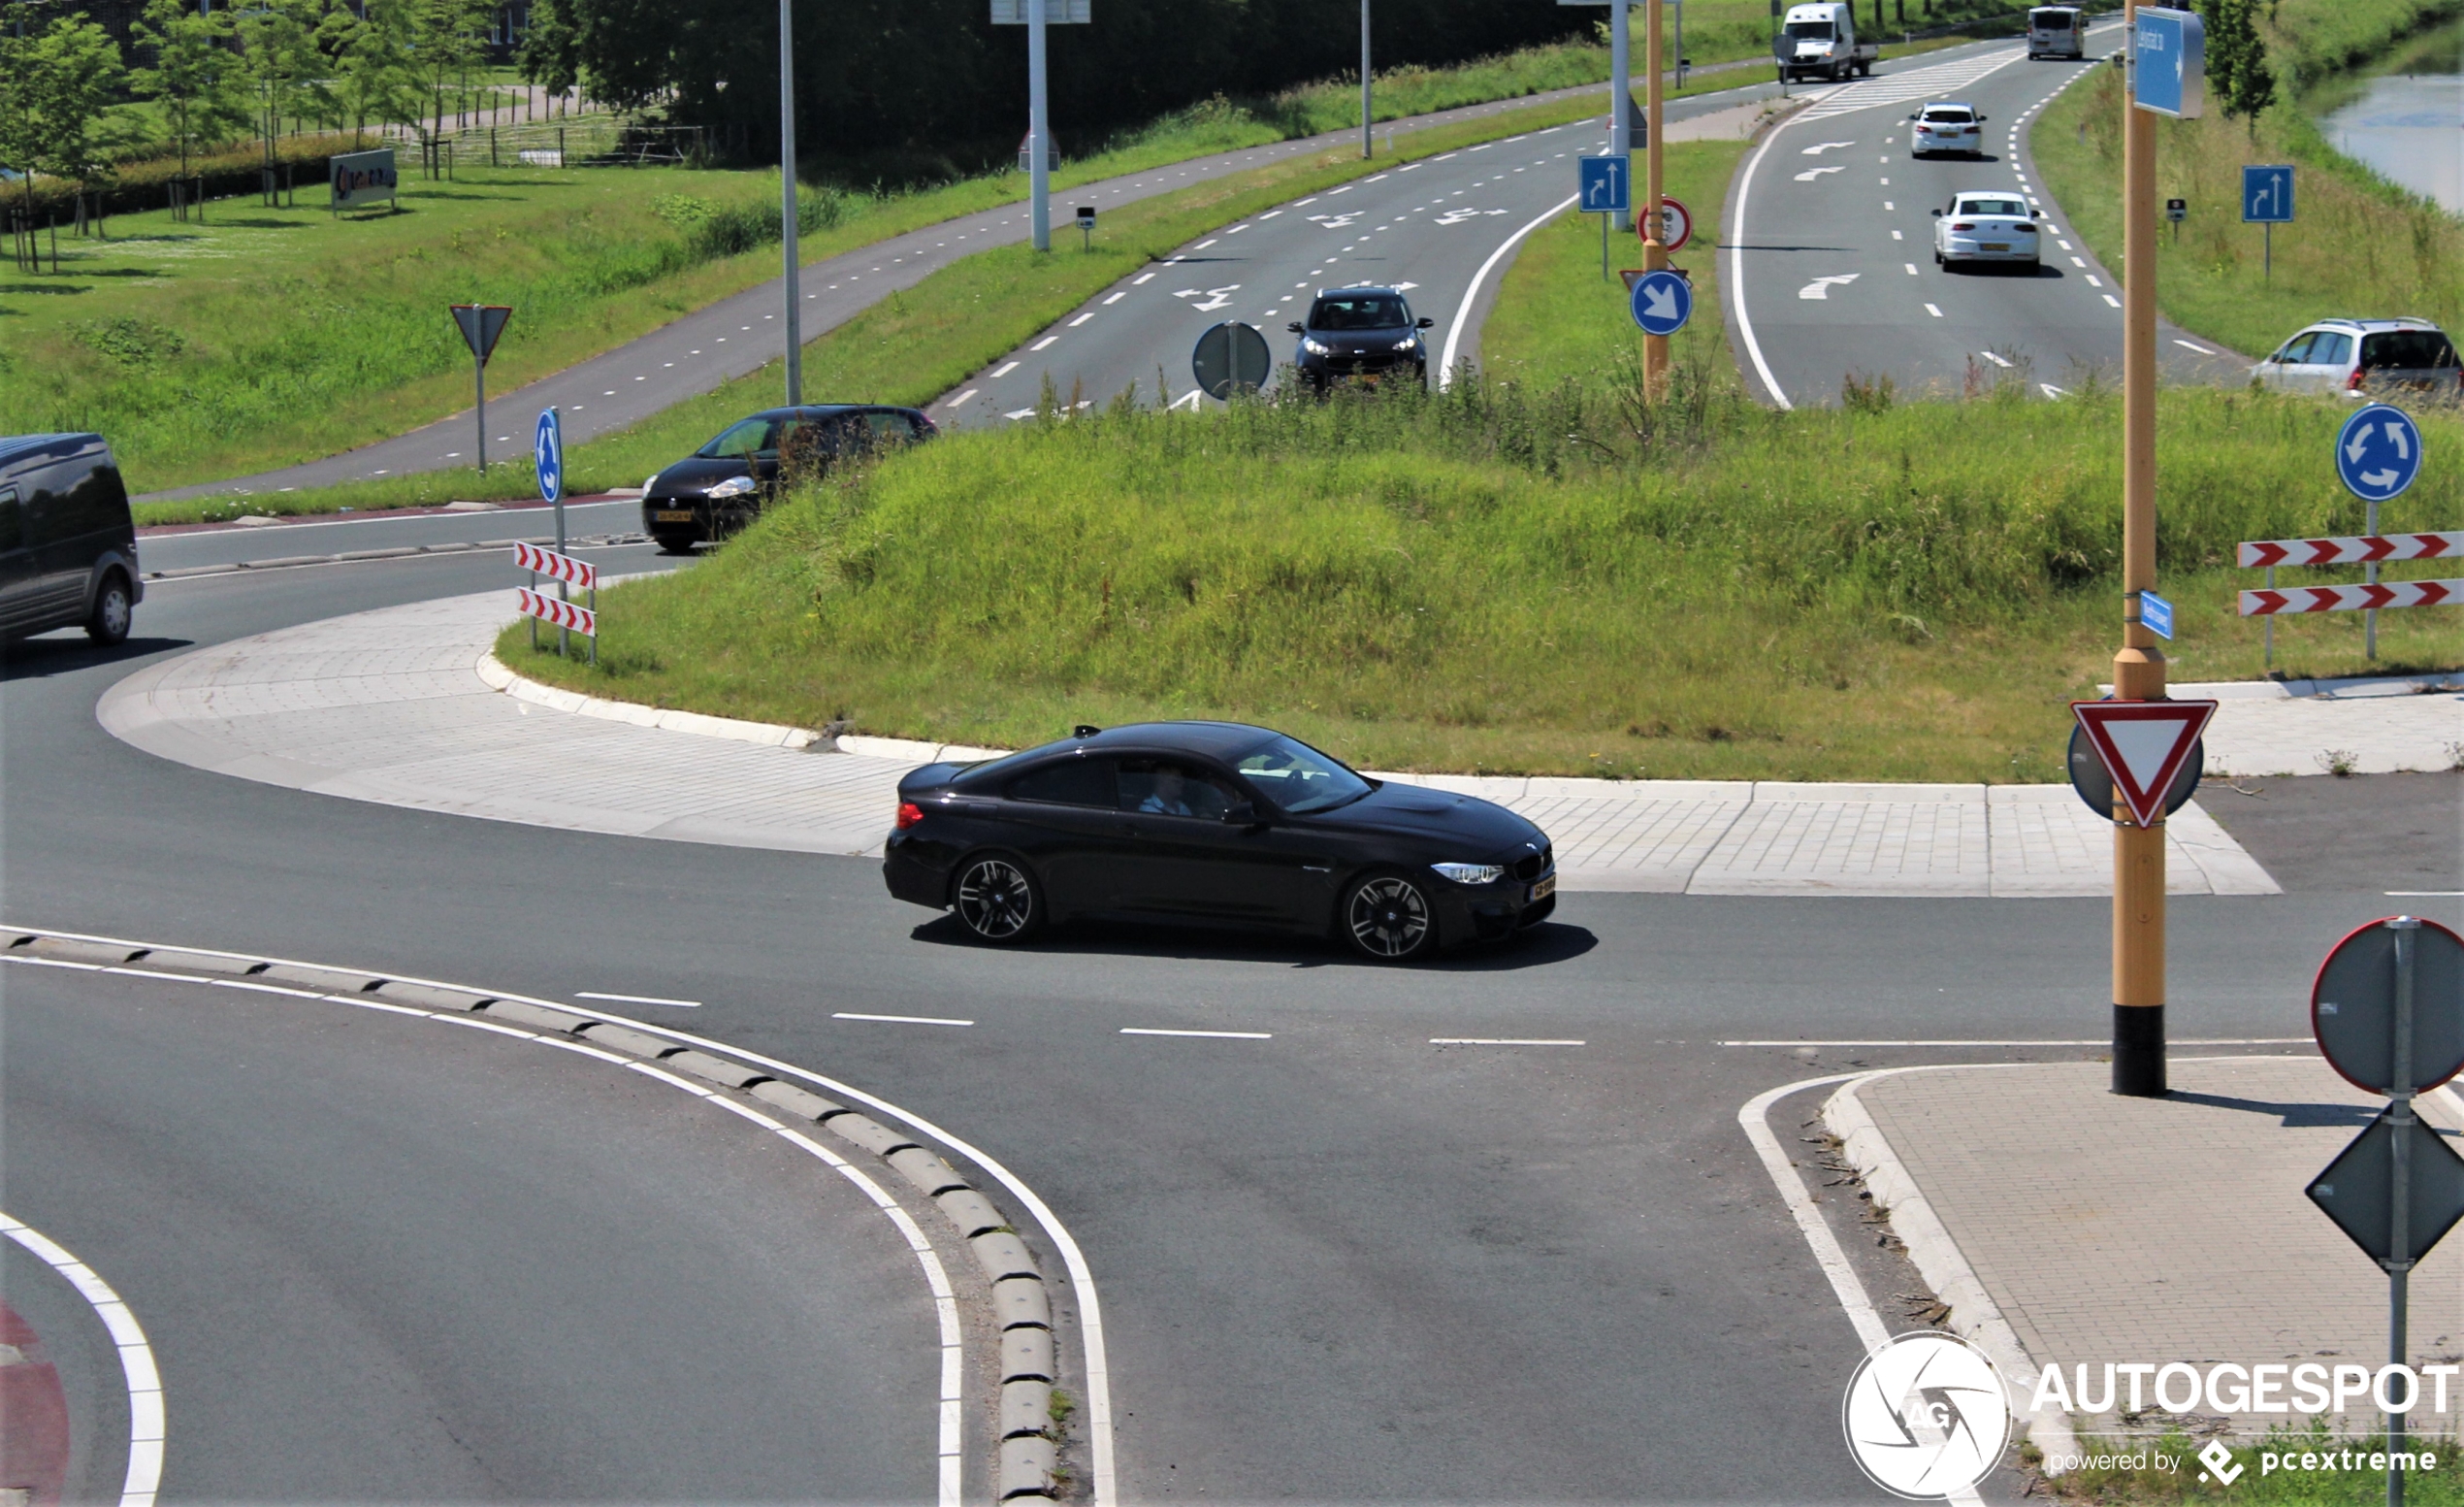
[1119,1027,1272,1039]
[1720,1037,2310,1047]
[835,1011,977,1027]
[1731,123,1794,410]
[577,990,702,1008]
[1,1210,165,1507]
[1438,193,1578,389]
[1430,1037,1586,1046]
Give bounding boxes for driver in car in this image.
[1140,767,1197,817]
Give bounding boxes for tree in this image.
[516,0,584,103]
[235,0,323,171]
[130,0,250,178]
[2198,0,2276,136]
[0,16,126,214]
[407,0,491,144]
[319,1,421,148]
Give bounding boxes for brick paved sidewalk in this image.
[98,590,2281,896]
[2187,676,2464,780]
[1831,1057,2464,1443]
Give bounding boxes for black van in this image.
[1,433,142,645]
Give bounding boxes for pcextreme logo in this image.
[1841,1331,2012,1499]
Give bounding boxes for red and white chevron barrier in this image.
[2239,579,2464,616]
[513,541,598,590]
[516,586,597,636]
[2237,531,2464,569]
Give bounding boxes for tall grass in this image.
[502,377,2463,781]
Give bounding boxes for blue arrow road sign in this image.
[1630,269,1692,336]
[2139,590,2175,640]
[2131,7,2205,118]
[535,408,565,505]
[2336,404,2424,504]
[1579,154,1630,214]
[2242,164,2294,223]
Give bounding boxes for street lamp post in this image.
[1610,0,1632,230]
[1029,0,1052,249]
[1361,0,1373,158]
[779,0,802,404]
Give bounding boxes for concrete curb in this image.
[145,533,648,582]
[3,927,1070,1502]
[1823,1075,2083,1472]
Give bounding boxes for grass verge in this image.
[2029,1424,2464,1503]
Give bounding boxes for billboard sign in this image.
[330,148,398,212]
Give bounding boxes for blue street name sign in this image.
[2335,403,2424,504]
[1579,154,1630,215]
[535,408,565,505]
[1630,268,1692,336]
[2242,164,2294,223]
[2131,7,2205,118]
[2139,590,2175,640]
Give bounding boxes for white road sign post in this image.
[448,304,512,474]
[992,0,1089,252]
[1561,0,1635,232]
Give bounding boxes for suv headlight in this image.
[1431,862,1505,885]
[1302,337,1333,356]
[1392,336,1420,351]
[643,473,663,497]
[705,475,757,499]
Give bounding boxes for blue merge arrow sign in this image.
[2131,7,2205,118]
[1630,269,1692,336]
[2335,403,2424,504]
[2241,164,2294,223]
[535,408,565,506]
[1578,154,1630,215]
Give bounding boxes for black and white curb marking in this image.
[4,928,1100,1504]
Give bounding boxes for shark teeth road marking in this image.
[1798,274,1860,299]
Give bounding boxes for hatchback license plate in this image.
[1981,243,2009,251]
[1529,874,1556,903]
[654,509,695,522]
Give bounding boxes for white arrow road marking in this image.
[1800,141,1858,154]
[1307,213,1362,229]
[2041,383,2067,398]
[1798,274,1860,299]
[1169,389,1204,410]
[1794,165,1847,180]
[1393,281,1418,291]
[2387,422,2412,459]
[1191,286,1241,311]
[1435,208,1487,225]
[1979,351,2013,368]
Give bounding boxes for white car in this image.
[1932,192,2040,269]
[1909,101,1987,156]
[2026,5,2086,58]
[2253,318,2462,398]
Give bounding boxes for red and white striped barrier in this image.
[2239,579,2463,616]
[2237,531,2464,569]
[516,586,597,637]
[513,541,598,590]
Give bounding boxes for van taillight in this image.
[2348,368,2368,390]
[896,802,924,829]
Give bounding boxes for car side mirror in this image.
[1416,316,1435,329]
[1222,801,1259,825]
[1287,322,1305,334]
[1977,115,1989,122]
[1930,208,1943,216]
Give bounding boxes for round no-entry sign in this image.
[1638,195,1693,253]
[2314,916,2464,1095]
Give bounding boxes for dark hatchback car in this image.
[1288,287,1436,394]
[883,721,1556,961]
[642,405,936,554]
[1,432,142,645]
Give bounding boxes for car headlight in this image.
[643,473,663,497]
[1392,336,1420,351]
[1431,862,1505,885]
[705,475,757,499]
[1302,338,1332,356]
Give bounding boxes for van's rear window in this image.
[2360,331,2458,370]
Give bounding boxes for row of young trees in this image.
[0,0,512,208]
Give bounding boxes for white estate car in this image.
[1909,101,1987,156]
[1931,191,2040,268]
[2252,318,2462,398]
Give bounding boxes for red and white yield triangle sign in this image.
[2072,699,2219,827]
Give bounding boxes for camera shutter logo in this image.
[1841,1331,2012,1498]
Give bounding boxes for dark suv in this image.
[1288,287,1435,394]
[1,433,142,645]
[642,405,937,554]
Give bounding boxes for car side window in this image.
[2312,333,2353,366]
[2274,333,2318,364]
[702,418,775,459]
[864,411,918,442]
[1116,758,1240,819]
[0,488,18,552]
[1009,758,1117,807]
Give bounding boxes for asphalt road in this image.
[3,961,951,1501]
[1724,28,2252,407]
[8,550,2456,1498]
[138,83,1661,506]
[137,497,648,574]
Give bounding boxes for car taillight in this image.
[1951,222,1976,231]
[896,802,924,829]
[2348,368,2368,390]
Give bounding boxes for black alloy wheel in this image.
[1343,871,1434,962]
[954,854,1042,944]
[86,573,132,645]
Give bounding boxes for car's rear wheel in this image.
[1342,871,1436,962]
[953,853,1042,944]
[85,572,132,645]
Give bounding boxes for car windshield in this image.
[1234,735,1372,814]
[1961,198,2028,216]
[1311,295,1410,331]
[2361,331,2458,369]
[699,417,790,459]
[1924,107,1974,122]
[1785,19,1834,38]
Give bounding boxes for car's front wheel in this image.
[85,572,132,645]
[1342,870,1436,962]
[953,853,1043,944]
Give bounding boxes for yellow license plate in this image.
[1981,244,2009,251]
[654,509,695,522]
[1529,874,1556,902]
